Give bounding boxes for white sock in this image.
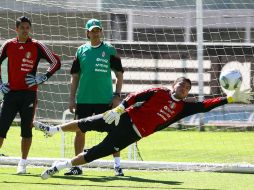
[56,126,63,132]
[19,159,27,165]
[49,126,62,134]
[114,157,121,168]
[55,160,72,171]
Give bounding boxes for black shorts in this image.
[0,90,37,138]
[75,103,111,119]
[78,113,141,163]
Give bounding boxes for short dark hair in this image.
[16,16,31,28]
[174,77,192,88]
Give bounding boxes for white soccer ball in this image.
[219,70,242,91]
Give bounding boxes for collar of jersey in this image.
[16,37,32,43]
[171,93,181,102]
[90,41,103,48]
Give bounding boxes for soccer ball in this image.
[219,70,242,91]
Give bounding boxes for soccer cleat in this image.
[33,121,53,137]
[114,167,124,176]
[64,166,83,175]
[17,162,27,174]
[41,166,59,179]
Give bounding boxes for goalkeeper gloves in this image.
[103,104,125,126]
[227,88,254,104]
[0,83,10,94]
[25,73,48,87]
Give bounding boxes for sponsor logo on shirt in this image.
[156,102,176,121]
[95,63,108,68]
[21,68,30,71]
[21,51,34,71]
[95,57,109,73]
[95,68,107,73]
[21,64,33,68]
[102,51,105,57]
[96,57,108,64]
[22,58,33,64]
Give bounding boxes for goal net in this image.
[0,0,254,173]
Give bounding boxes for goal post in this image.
[0,0,254,173]
[1,156,254,174]
[61,108,143,161]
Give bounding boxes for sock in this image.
[56,126,63,132]
[55,160,72,171]
[19,159,27,165]
[50,126,62,134]
[114,157,121,168]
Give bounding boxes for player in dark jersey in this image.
[0,16,61,174]
[33,77,253,179]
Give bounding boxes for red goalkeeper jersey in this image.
[123,87,228,137]
[0,37,61,91]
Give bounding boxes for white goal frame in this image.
[1,156,254,174]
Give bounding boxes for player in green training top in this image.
[67,18,124,176]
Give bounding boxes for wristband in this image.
[227,96,233,103]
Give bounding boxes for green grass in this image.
[1,127,254,164]
[1,127,254,190]
[138,131,254,163]
[1,126,62,158]
[1,167,254,190]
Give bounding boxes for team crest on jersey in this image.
[168,100,176,109]
[102,51,105,57]
[170,102,176,109]
[25,52,32,59]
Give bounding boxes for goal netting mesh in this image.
[0,0,254,173]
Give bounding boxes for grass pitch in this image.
[1,127,254,189]
[1,167,254,190]
[1,127,254,164]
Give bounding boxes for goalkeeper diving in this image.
[33,77,254,179]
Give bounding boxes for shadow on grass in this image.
[0,173,218,190]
